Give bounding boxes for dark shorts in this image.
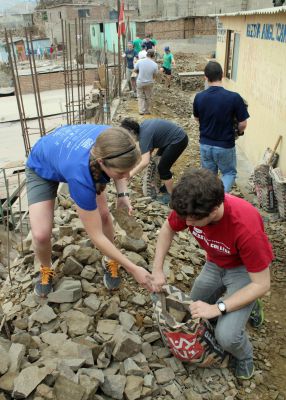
[157,134,189,180]
[26,167,59,206]
[162,66,172,75]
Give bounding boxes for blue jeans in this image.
[200,144,237,192]
[190,261,254,361]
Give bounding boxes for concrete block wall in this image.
[138,0,164,18]
[18,69,96,95]
[194,17,216,35]
[246,0,273,9]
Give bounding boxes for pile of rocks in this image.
[0,188,269,400]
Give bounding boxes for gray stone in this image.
[13,317,28,330]
[104,301,120,319]
[84,294,101,312]
[61,358,85,371]
[54,375,85,400]
[124,375,144,400]
[81,279,97,293]
[57,341,94,366]
[31,305,57,324]
[62,310,91,336]
[0,371,18,393]
[165,382,182,399]
[154,367,175,384]
[119,311,135,330]
[22,294,37,308]
[80,265,96,280]
[0,264,8,280]
[8,343,26,373]
[131,293,146,306]
[142,331,161,343]
[144,374,155,388]
[181,265,195,276]
[184,389,203,400]
[124,252,148,268]
[0,346,9,375]
[28,348,40,362]
[62,244,81,259]
[40,332,68,347]
[78,367,104,383]
[75,247,93,263]
[47,278,82,303]
[118,235,147,252]
[97,319,119,335]
[35,383,54,399]
[59,225,74,238]
[123,358,144,376]
[78,374,98,399]
[13,366,51,398]
[141,342,153,359]
[112,327,142,361]
[63,257,83,276]
[101,375,126,400]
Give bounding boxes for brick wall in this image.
[18,69,96,95]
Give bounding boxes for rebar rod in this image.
[24,29,43,136]
[5,30,31,156]
[61,18,70,124]
[28,30,46,135]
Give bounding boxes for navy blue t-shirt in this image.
[193,86,250,148]
[125,49,138,69]
[26,124,111,211]
[139,119,186,154]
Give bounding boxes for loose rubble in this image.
[0,52,285,400]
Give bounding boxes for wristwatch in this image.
[117,192,129,198]
[217,301,227,315]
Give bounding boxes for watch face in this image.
[218,302,226,312]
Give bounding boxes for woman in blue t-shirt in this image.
[26,125,153,297]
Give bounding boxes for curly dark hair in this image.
[171,168,225,218]
[121,118,140,138]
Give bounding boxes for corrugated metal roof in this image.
[209,5,286,17]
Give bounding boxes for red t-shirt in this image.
[168,194,274,273]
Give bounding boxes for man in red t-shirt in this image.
[152,168,273,380]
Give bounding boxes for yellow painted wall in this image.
[216,13,286,174]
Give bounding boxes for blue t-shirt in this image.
[26,124,111,211]
[125,49,138,69]
[139,119,186,154]
[193,86,250,148]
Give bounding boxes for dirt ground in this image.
[114,52,286,399]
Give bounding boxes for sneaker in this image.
[235,358,254,380]
[34,266,54,297]
[102,257,121,290]
[228,356,237,371]
[156,193,171,205]
[249,299,264,328]
[159,184,168,193]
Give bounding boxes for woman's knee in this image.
[32,229,51,246]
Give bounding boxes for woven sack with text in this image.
[152,285,228,368]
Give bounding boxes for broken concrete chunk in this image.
[31,304,57,324]
[47,278,82,303]
[100,374,127,400]
[13,366,51,398]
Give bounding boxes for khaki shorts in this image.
[26,167,59,206]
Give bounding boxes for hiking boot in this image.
[249,299,264,328]
[156,193,171,205]
[34,266,54,297]
[235,358,254,380]
[102,257,121,290]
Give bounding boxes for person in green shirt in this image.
[160,46,175,88]
[133,36,143,53]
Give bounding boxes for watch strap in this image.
[117,192,129,198]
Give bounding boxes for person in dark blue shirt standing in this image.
[123,41,138,96]
[193,61,249,192]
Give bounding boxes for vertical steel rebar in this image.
[5,29,31,156]
[17,170,24,256]
[61,18,70,124]
[3,170,12,286]
[75,18,81,123]
[81,18,86,123]
[28,30,46,135]
[68,23,75,124]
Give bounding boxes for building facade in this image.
[214,6,286,173]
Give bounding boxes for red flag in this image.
[118,0,126,37]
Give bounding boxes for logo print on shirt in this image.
[191,229,231,254]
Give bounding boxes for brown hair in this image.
[89,127,140,194]
[171,168,225,218]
